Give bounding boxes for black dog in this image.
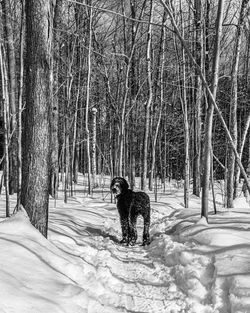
[110,177,150,246]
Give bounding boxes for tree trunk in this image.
[227,0,249,206]
[17,0,25,209]
[49,0,62,200]
[2,0,17,194]
[85,0,92,194]
[117,0,146,177]
[91,108,97,186]
[201,0,224,219]
[0,45,10,217]
[193,0,203,197]
[21,0,52,237]
[142,0,154,191]
[128,0,137,189]
[235,113,250,194]
[180,1,190,208]
[149,12,166,192]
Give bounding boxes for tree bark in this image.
[21,0,53,237]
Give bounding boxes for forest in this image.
[0,0,250,237]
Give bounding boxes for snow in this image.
[0,176,250,312]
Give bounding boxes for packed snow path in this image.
[48,194,215,313]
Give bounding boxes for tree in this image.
[21,0,53,237]
[85,0,93,194]
[17,0,25,209]
[149,12,166,192]
[91,107,98,186]
[193,0,203,197]
[227,0,249,207]
[202,0,224,219]
[2,0,17,195]
[49,0,62,200]
[142,0,154,191]
[0,44,10,217]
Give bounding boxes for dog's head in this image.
[110,177,129,197]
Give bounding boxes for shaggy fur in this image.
[110,177,151,246]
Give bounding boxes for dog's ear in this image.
[119,177,129,191]
[110,177,116,190]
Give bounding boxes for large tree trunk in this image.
[21,0,53,237]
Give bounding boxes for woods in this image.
[0,0,250,236]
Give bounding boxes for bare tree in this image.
[2,0,17,194]
[193,0,203,197]
[0,44,10,217]
[149,12,166,192]
[85,0,93,194]
[201,0,224,218]
[142,0,154,191]
[117,0,147,177]
[49,0,62,200]
[91,107,97,186]
[17,0,25,209]
[179,0,190,208]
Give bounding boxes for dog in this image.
[110,177,151,246]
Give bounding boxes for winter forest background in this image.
[0,0,250,237]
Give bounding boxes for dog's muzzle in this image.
[112,188,117,194]
[111,186,121,197]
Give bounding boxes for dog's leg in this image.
[142,213,150,245]
[128,214,138,246]
[120,217,129,244]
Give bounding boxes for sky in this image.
[0,175,250,313]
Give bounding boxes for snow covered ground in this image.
[0,175,250,312]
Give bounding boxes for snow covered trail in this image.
[1,180,250,312]
[48,194,216,313]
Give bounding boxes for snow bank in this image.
[0,209,88,313]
